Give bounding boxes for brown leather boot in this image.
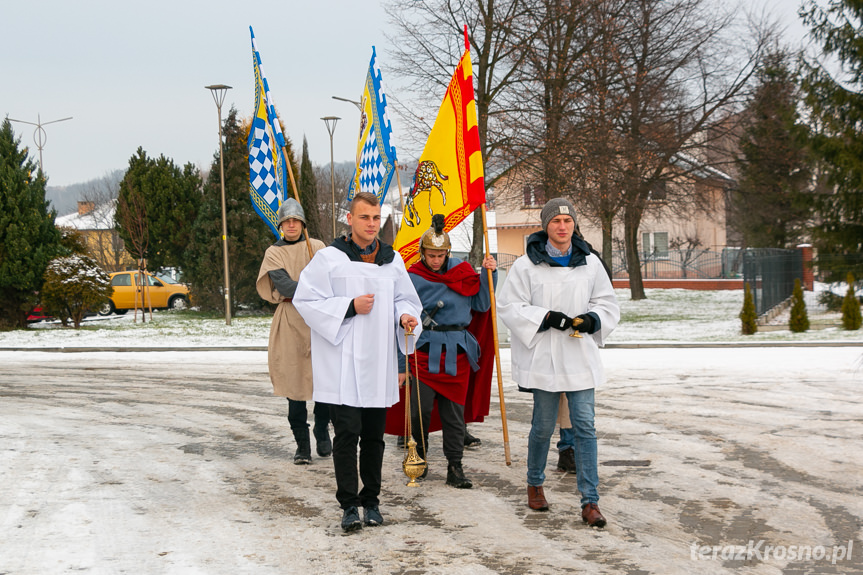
[527,485,549,511]
[581,502,606,528]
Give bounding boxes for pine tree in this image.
[801,0,863,279]
[734,50,812,248]
[41,255,112,328]
[0,119,64,329]
[841,272,862,330]
[115,148,202,272]
[740,282,758,335]
[788,278,809,333]
[184,107,300,313]
[299,137,324,241]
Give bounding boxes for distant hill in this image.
[46,169,125,216]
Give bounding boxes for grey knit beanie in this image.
[540,197,577,232]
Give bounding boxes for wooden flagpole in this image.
[394,161,407,213]
[479,203,511,465]
[281,145,314,259]
[393,161,408,248]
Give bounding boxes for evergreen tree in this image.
[115,147,202,272]
[299,137,324,241]
[41,255,111,328]
[0,119,63,329]
[58,227,90,257]
[740,282,758,335]
[734,50,813,248]
[788,278,809,333]
[801,0,863,279]
[841,272,862,330]
[185,107,300,313]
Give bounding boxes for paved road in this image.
[1,347,861,574]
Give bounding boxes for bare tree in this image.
[503,0,600,193]
[669,234,707,278]
[385,0,532,264]
[605,0,771,299]
[314,163,354,244]
[499,0,630,260]
[115,183,152,322]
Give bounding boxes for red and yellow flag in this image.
[394,42,485,267]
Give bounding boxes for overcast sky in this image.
[2,0,810,187]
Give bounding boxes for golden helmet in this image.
[419,214,451,258]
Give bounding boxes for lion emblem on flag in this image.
[404,160,449,227]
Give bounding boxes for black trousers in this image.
[287,399,330,434]
[410,379,466,465]
[328,404,387,509]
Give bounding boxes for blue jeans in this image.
[557,427,575,451]
[527,388,599,506]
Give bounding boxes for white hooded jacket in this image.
[497,233,619,392]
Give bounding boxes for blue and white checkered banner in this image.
[249,27,288,238]
[347,47,398,205]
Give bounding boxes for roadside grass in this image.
[610,287,862,343]
[3,287,860,346]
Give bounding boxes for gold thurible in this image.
[402,325,427,486]
[403,436,426,486]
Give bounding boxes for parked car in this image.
[99,271,190,316]
[27,306,53,323]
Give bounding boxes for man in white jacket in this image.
[497,197,619,528]
[293,192,421,533]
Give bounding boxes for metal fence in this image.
[741,248,803,316]
[609,248,744,280]
[495,248,746,279]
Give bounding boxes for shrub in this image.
[740,282,758,335]
[788,278,809,333]
[41,255,112,328]
[817,290,844,312]
[841,273,862,330]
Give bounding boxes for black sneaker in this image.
[446,462,473,489]
[363,505,383,527]
[464,431,482,448]
[341,506,362,532]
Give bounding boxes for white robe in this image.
[497,253,620,392]
[293,246,422,408]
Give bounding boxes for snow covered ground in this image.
[1,347,861,574]
[1,288,861,574]
[2,287,861,349]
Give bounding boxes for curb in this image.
[1,341,861,353]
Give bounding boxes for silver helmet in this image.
[277,198,306,226]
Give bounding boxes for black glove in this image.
[573,313,596,333]
[542,311,573,331]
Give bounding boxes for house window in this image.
[649,181,667,201]
[522,185,545,208]
[642,232,669,258]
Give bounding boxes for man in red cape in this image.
[385,214,496,488]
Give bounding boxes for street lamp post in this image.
[7,114,72,176]
[332,95,362,112]
[205,84,233,326]
[321,116,340,239]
